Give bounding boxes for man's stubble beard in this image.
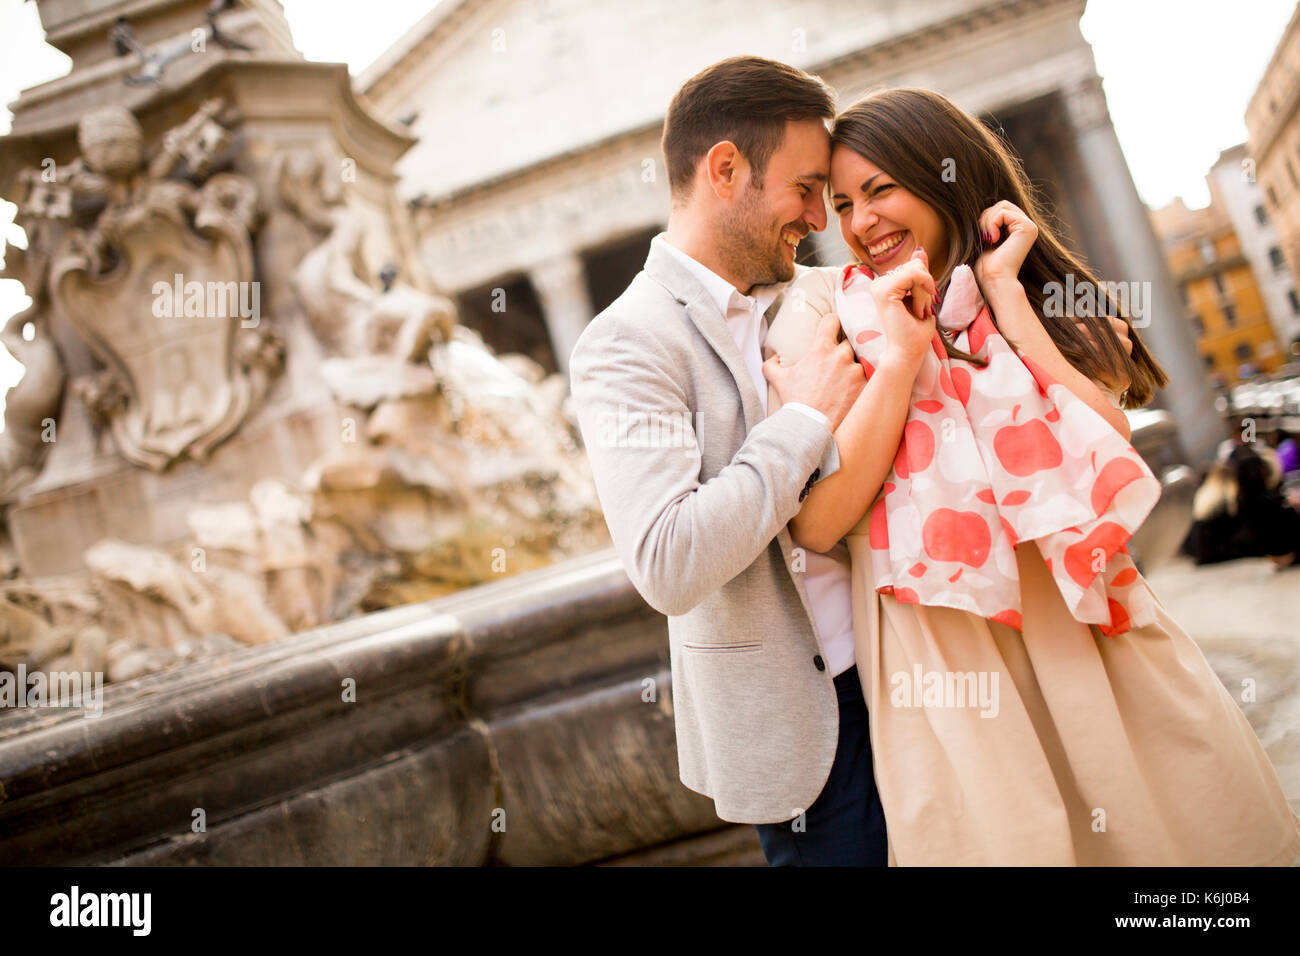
[716,180,795,291]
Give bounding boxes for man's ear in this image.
[703,140,744,200]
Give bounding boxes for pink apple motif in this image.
[1091,458,1145,515]
[1098,598,1130,637]
[922,508,991,567]
[1111,567,1138,587]
[993,419,1063,476]
[1063,522,1129,587]
[950,366,972,404]
[904,420,935,473]
[869,498,889,549]
[991,609,1022,629]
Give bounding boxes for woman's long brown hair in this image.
[831,87,1168,406]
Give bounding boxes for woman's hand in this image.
[973,200,1038,288]
[872,247,938,364]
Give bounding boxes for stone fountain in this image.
[0,0,609,687]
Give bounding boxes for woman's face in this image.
[830,146,948,278]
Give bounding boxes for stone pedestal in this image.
[0,49,417,574]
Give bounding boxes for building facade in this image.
[1209,144,1300,359]
[1246,4,1300,307]
[1151,197,1286,387]
[357,0,1222,461]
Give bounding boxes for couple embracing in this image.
[568,55,1300,866]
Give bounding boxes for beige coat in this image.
[762,265,1300,865]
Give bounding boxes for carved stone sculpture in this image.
[19,101,282,470]
[285,149,455,363]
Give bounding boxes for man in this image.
[568,56,887,866]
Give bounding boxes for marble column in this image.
[1062,76,1225,464]
[529,252,595,376]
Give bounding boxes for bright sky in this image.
[0,0,1294,407]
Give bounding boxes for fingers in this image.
[761,352,784,382]
[885,257,937,296]
[812,309,843,348]
[907,248,934,318]
[978,199,1036,245]
[874,256,937,314]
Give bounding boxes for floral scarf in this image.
[839,262,1159,636]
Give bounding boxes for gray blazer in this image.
[568,235,843,824]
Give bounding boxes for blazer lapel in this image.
[643,238,825,629]
[643,237,785,434]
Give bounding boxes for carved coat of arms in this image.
[24,100,281,471]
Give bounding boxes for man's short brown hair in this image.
[662,56,835,202]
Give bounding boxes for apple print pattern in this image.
[837,262,1160,636]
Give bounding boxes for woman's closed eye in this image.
[833,183,895,215]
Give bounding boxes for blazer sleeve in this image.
[569,312,835,617]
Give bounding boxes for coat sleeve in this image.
[569,312,834,617]
[763,266,840,419]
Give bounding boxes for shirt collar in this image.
[655,234,784,320]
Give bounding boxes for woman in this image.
[765,88,1300,865]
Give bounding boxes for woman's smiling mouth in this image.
[867,230,908,264]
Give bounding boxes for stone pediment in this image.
[358,0,1059,203]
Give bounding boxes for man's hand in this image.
[762,311,865,432]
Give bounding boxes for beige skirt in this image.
[847,531,1300,866]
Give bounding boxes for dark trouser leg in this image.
[752,664,887,866]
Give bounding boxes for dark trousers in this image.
[752,663,888,866]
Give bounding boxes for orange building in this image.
[1151,196,1285,386]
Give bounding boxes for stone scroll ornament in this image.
[44,100,280,471]
[836,262,1160,636]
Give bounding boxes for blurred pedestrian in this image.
[1180,442,1300,568]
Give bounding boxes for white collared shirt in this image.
[657,234,857,678]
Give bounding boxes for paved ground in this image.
[1145,556,1300,814]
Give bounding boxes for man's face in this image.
[717,118,830,292]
